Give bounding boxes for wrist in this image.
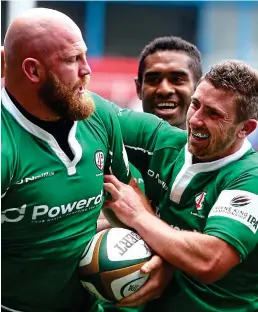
[132,210,154,233]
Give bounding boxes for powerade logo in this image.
[1,190,103,224]
[230,195,251,207]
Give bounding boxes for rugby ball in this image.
[79,227,152,302]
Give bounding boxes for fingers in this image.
[103,182,120,200]
[141,255,163,274]
[104,175,125,190]
[117,276,160,307]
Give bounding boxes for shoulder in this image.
[219,150,258,194]
[90,91,118,118]
[87,91,121,130]
[155,124,187,152]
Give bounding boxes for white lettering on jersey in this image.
[147,170,168,191]
[15,172,55,185]
[208,190,258,234]
[1,190,103,223]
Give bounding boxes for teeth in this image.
[192,130,209,139]
[78,87,85,94]
[157,103,177,109]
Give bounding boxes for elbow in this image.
[194,261,226,285]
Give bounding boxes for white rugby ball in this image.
[79,228,152,302]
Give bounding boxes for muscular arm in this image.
[104,175,241,284]
[133,212,240,284]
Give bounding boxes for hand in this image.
[117,255,175,307]
[96,211,111,232]
[104,175,148,228]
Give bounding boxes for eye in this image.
[172,76,184,84]
[144,75,160,85]
[67,56,76,63]
[211,110,221,117]
[190,100,199,109]
[67,55,81,63]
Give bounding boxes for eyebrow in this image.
[145,70,189,77]
[191,97,226,116]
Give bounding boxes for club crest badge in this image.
[191,191,207,218]
[195,191,207,210]
[95,150,104,170]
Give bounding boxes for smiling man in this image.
[136,36,202,129]
[99,36,202,312]
[103,60,258,311]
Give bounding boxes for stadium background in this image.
[1,0,257,149]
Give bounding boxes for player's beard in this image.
[188,125,237,161]
[37,70,95,121]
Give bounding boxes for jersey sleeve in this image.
[129,163,145,193]
[92,95,131,185]
[204,171,258,261]
[106,100,173,175]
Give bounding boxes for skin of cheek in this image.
[208,117,236,155]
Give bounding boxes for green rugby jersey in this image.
[110,107,258,312]
[130,163,145,194]
[1,89,131,312]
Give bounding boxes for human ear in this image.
[22,58,43,83]
[134,77,142,100]
[237,119,257,139]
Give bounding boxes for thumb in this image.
[141,254,163,274]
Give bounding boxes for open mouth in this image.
[154,103,180,117]
[78,86,86,94]
[191,130,210,140]
[156,102,178,110]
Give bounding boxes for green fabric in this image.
[106,103,258,312]
[1,90,131,311]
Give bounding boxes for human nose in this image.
[156,79,175,96]
[79,58,91,77]
[188,108,204,128]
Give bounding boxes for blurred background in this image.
[1,0,257,148]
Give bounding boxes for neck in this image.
[178,123,186,130]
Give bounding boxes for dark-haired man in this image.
[98,35,202,221]
[99,36,202,312]
[131,36,202,191]
[104,60,258,311]
[136,36,202,129]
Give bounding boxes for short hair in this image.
[204,60,258,122]
[138,36,202,86]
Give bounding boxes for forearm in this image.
[133,212,239,283]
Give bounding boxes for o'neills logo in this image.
[95,150,104,170]
[230,195,251,207]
